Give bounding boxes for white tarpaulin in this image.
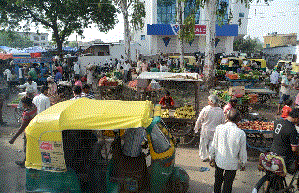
[137,72,202,82]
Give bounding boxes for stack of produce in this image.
[174,105,196,119]
[128,80,138,89]
[161,109,169,118]
[237,121,274,131]
[213,90,250,104]
[98,76,122,86]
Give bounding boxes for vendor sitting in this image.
[223,97,238,115]
[159,91,175,108]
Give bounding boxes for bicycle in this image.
[252,152,299,193]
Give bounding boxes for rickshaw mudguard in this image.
[26,168,82,193]
[171,166,190,184]
[150,157,174,193]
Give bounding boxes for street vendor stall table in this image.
[137,72,203,145]
[225,76,259,88]
[97,85,123,100]
[238,120,274,151]
[245,88,276,104]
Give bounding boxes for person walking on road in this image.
[33,85,51,114]
[9,96,37,168]
[194,95,225,162]
[277,74,293,115]
[209,109,247,193]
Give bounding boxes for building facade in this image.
[18,32,49,47]
[263,33,297,48]
[133,0,249,56]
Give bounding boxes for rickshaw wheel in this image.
[171,179,188,193]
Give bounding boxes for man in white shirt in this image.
[18,77,38,97]
[270,68,280,94]
[122,61,132,83]
[3,68,12,82]
[278,74,293,114]
[210,109,247,193]
[194,95,225,162]
[73,62,80,76]
[33,85,51,114]
[18,66,24,84]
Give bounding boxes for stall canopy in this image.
[137,72,203,82]
[0,53,13,60]
[25,98,154,170]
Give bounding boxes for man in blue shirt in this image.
[39,63,48,85]
[54,69,62,83]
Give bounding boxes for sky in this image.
[247,0,299,41]
[38,0,299,43]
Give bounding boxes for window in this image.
[184,0,201,24]
[34,36,39,41]
[141,35,146,40]
[41,36,46,40]
[150,124,171,153]
[239,13,245,18]
[157,0,176,24]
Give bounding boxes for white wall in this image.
[230,0,249,35]
[78,43,140,74]
[263,45,298,56]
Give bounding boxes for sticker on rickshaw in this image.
[38,141,66,172]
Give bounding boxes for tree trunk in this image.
[204,0,217,89]
[120,1,131,62]
[53,29,63,58]
[177,1,185,69]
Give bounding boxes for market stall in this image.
[137,72,203,145]
[97,75,123,100]
[245,88,276,104]
[238,120,274,151]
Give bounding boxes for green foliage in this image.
[0,0,118,54]
[131,0,146,31]
[0,30,33,48]
[233,36,264,54]
[179,14,195,42]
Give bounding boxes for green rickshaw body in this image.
[25,99,189,193]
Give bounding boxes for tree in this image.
[234,36,263,54]
[0,0,118,56]
[112,0,145,62]
[0,30,33,48]
[181,0,267,88]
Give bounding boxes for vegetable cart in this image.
[245,88,276,104]
[238,121,274,152]
[7,92,26,124]
[137,72,203,145]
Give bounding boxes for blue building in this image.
[133,0,249,56]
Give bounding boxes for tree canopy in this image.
[0,0,118,55]
[234,36,263,54]
[0,30,33,48]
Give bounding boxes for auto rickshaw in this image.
[249,59,267,71]
[25,98,189,193]
[275,60,299,74]
[219,57,243,72]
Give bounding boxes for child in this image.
[281,99,293,119]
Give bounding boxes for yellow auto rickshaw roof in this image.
[26,98,154,138]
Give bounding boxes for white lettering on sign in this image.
[275,124,282,134]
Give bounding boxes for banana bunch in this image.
[174,105,196,119]
[161,109,170,118]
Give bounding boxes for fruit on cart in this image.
[161,109,169,118]
[237,121,274,131]
[174,105,196,119]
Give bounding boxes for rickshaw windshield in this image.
[151,124,171,153]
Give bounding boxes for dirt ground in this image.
[1,82,298,193]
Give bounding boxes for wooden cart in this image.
[136,72,203,145]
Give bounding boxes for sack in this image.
[259,152,287,177]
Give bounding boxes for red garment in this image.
[81,76,87,82]
[75,80,83,88]
[281,105,292,118]
[159,96,174,107]
[22,106,37,122]
[56,66,63,74]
